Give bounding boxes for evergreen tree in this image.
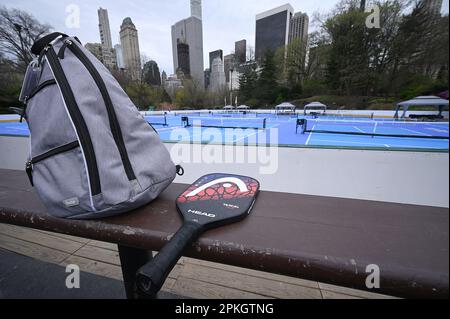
[161,88,172,104]
[255,50,279,105]
[142,60,162,86]
[238,63,258,103]
[324,8,369,95]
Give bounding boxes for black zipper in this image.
[66,41,136,182]
[21,79,57,122]
[26,141,80,186]
[33,141,80,164]
[27,79,57,101]
[46,47,101,196]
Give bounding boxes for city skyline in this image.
[2,0,449,75]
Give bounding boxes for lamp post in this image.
[14,23,25,56]
[230,67,234,109]
[360,0,366,11]
[13,23,33,67]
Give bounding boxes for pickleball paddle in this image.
[136,173,260,297]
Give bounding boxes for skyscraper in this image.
[223,54,235,84]
[98,8,113,50]
[85,42,117,71]
[96,8,117,71]
[100,48,117,70]
[289,12,309,45]
[114,44,125,69]
[171,1,204,87]
[191,0,202,20]
[177,42,191,77]
[209,50,223,70]
[120,17,141,80]
[209,57,226,92]
[255,4,294,61]
[161,70,168,87]
[164,74,183,96]
[85,43,103,61]
[204,69,211,89]
[229,69,240,91]
[235,40,247,64]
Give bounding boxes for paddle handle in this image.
[136,221,202,297]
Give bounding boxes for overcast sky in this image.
[2,0,449,74]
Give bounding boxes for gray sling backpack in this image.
[20,32,179,219]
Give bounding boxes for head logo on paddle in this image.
[177,174,259,224]
[137,173,259,298]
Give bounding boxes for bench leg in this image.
[118,245,153,299]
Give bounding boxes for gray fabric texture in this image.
[25,35,176,219]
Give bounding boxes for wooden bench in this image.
[0,169,448,299]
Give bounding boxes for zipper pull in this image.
[58,40,72,59]
[25,160,34,187]
[20,104,27,123]
[38,45,50,66]
[176,165,184,176]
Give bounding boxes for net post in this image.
[296,119,306,134]
[181,116,190,127]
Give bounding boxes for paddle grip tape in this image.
[136,221,203,296]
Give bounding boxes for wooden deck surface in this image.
[0,223,395,299]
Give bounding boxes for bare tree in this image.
[0,7,51,72]
[0,52,23,106]
[111,68,132,87]
[140,53,150,67]
[305,31,332,81]
[182,79,205,109]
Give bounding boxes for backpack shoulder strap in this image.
[31,32,68,55]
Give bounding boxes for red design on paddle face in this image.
[177,175,259,203]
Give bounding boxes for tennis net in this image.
[174,111,203,116]
[212,111,258,117]
[256,112,298,118]
[183,116,266,129]
[146,115,168,126]
[300,119,449,139]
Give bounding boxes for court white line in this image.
[232,124,278,143]
[5,126,28,131]
[305,124,316,145]
[156,126,183,132]
[398,127,432,136]
[232,130,262,143]
[353,126,366,133]
[425,127,449,134]
[312,138,418,148]
[310,119,448,125]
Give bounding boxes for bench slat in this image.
[0,169,448,298]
